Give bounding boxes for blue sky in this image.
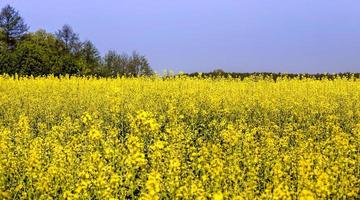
[2,0,360,73]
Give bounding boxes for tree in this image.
[0,47,17,74]
[13,30,66,75]
[103,50,153,77]
[5,29,84,76]
[55,24,81,54]
[0,5,29,49]
[79,40,101,74]
[213,68,225,74]
[0,29,5,50]
[103,50,125,76]
[128,51,153,76]
[212,68,225,76]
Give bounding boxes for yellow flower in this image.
[299,190,315,200]
[0,75,359,199]
[213,192,223,200]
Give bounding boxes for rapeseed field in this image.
[0,75,359,199]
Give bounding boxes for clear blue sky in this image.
[2,0,360,73]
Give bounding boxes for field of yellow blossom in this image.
[0,75,359,199]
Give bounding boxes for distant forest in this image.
[0,4,359,78]
[184,70,360,81]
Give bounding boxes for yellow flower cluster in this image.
[0,75,359,199]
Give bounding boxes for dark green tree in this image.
[212,68,225,76]
[55,24,81,54]
[103,50,124,76]
[0,5,29,49]
[103,50,153,76]
[128,51,153,76]
[79,40,101,74]
[0,47,17,74]
[13,30,68,75]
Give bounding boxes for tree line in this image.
[184,69,360,81]
[0,5,154,77]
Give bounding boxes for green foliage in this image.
[0,29,84,76]
[103,50,153,77]
[79,40,101,75]
[0,48,17,74]
[14,30,63,75]
[55,24,81,54]
[185,71,360,80]
[0,5,29,49]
